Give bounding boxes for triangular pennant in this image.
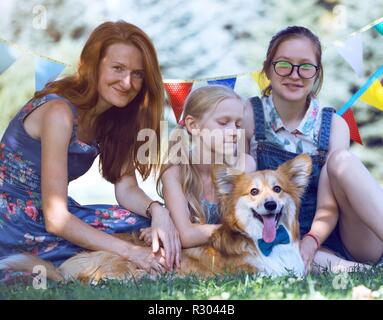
[334,35,364,77]
[0,43,21,74]
[207,77,237,89]
[234,73,262,99]
[35,57,66,91]
[337,65,383,116]
[164,81,193,122]
[373,22,383,36]
[359,79,383,110]
[251,71,270,92]
[342,108,363,145]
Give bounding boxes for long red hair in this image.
[35,21,164,183]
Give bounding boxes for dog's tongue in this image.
[262,215,276,243]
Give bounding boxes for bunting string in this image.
[1,16,383,145]
[350,16,383,36]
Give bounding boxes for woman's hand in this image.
[300,235,319,275]
[150,203,181,271]
[139,227,153,246]
[123,243,167,275]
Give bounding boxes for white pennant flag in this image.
[235,73,262,99]
[334,34,364,77]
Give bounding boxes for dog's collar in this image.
[257,225,290,256]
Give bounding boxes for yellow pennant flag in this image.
[251,71,270,92]
[359,79,383,110]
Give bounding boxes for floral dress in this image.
[0,93,150,281]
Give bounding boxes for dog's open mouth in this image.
[251,208,283,243]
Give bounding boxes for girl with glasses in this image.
[243,26,383,274]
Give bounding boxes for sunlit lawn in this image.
[1,268,383,300]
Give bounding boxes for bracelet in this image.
[145,200,165,219]
[304,232,320,249]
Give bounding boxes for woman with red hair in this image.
[0,21,180,280]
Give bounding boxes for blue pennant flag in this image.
[0,43,21,74]
[35,57,66,91]
[207,77,237,89]
[373,22,383,36]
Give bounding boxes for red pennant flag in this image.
[164,82,193,122]
[342,108,363,145]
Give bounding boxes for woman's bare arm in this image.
[115,173,181,269]
[39,100,159,270]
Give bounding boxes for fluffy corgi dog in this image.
[0,154,312,283]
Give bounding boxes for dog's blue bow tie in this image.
[258,225,290,256]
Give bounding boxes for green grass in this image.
[1,268,383,300]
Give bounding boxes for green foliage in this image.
[0,0,382,181]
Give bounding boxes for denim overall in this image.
[249,96,347,257]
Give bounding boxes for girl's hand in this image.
[123,244,166,275]
[139,227,152,246]
[150,204,181,271]
[300,236,319,275]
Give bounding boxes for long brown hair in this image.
[262,26,323,100]
[34,21,164,183]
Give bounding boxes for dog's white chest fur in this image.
[246,240,305,277]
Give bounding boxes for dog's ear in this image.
[212,164,241,196]
[277,154,312,194]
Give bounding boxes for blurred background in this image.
[0,0,382,204]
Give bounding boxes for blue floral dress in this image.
[0,93,151,280]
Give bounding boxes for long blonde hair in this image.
[157,85,242,223]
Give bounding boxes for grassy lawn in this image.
[1,267,383,300]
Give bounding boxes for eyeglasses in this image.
[271,60,319,79]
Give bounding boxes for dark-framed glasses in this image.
[271,60,319,79]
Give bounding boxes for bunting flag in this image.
[234,72,263,98]
[359,79,383,110]
[164,81,193,122]
[207,77,237,89]
[35,57,66,91]
[251,71,270,92]
[334,34,364,77]
[337,65,383,116]
[373,22,383,36]
[341,108,363,145]
[1,15,383,148]
[0,42,21,74]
